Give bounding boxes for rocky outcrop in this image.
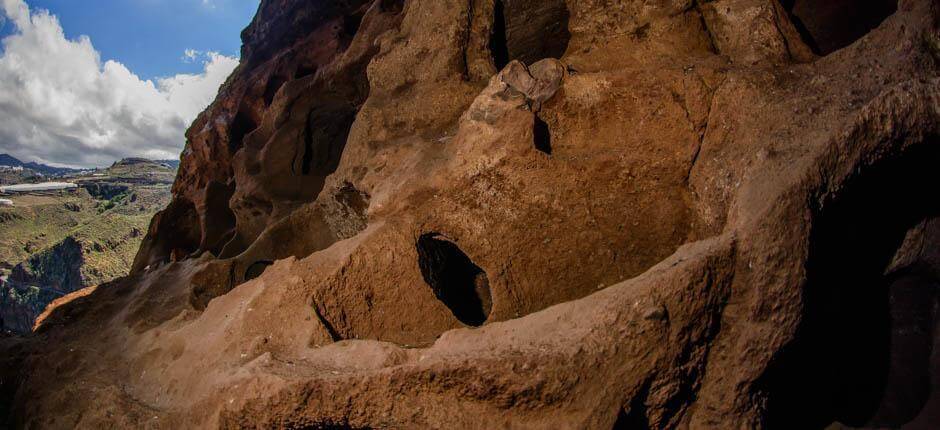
[10,236,86,293]
[2,0,939,428]
[1,233,127,334]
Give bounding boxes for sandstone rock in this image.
[2,0,939,428]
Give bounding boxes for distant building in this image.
[0,182,78,194]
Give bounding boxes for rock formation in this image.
[2,0,939,428]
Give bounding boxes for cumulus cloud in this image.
[183,48,200,63]
[0,0,238,167]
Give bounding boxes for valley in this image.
[0,156,174,334]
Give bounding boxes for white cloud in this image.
[0,0,238,167]
[183,48,200,63]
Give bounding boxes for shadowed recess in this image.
[263,75,288,106]
[244,260,274,281]
[781,0,897,55]
[490,0,570,69]
[490,0,510,70]
[300,103,359,176]
[201,181,237,256]
[534,114,552,154]
[228,109,258,153]
[759,141,940,429]
[613,380,652,430]
[416,233,492,326]
[133,198,202,270]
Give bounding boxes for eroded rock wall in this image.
[2,0,939,428]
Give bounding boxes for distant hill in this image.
[0,157,177,334]
[0,154,181,177]
[0,154,21,166]
[0,154,80,177]
[110,157,178,171]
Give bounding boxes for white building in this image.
[0,182,78,194]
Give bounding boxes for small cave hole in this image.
[244,260,274,282]
[228,110,258,153]
[342,14,363,41]
[490,0,571,69]
[136,198,201,270]
[534,115,552,155]
[294,64,318,79]
[301,104,358,176]
[490,0,511,70]
[201,181,237,256]
[782,0,897,56]
[379,0,405,14]
[162,199,201,260]
[416,234,492,326]
[263,75,288,106]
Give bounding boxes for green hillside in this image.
[0,159,174,334]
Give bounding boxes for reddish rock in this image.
[3,0,940,428]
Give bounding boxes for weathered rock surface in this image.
[2,0,939,428]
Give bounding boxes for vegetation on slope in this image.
[0,159,174,334]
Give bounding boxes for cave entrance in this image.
[781,0,897,56]
[760,141,940,429]
[263,75,288,106]
[244,260,274,281]
[490,0,571,70]
[201,181,237,256]
[300,102,358,176]
[158,198,202,263]
[416,234,492,326]
[228,109,258,153]
[534,115,552,154]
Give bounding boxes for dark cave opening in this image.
[378,0,404,14]
[342,14,363,42]
[300,103,359,176]
[263,75,288,106]
[201,181,237,256]
[294,64,318,79]
[781,0,897,55]
[490,0,511,70]
[490,0,571,70]
[612,381,652,430]
[154,198,202,264]
[416,233,492,327]
[534,115,552,155]
[244,260,274,281]
[228,110,258,153]
[760,141,940,429]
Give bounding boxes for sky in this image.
[0,0,259,168]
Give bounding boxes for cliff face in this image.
[3,0,940,428]
[1,237,84,334]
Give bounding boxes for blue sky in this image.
[0,0,257,80]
